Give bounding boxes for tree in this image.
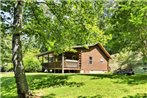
[0,23,12,71]
[12,0,29,97]
[0,1,14,71]
[106,0,147,58]
[23,0,112,54]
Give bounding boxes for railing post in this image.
[62,53,64,74]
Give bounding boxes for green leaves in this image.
[23,50,42,72]
[107,0,147,58]
[1,0,112,56]
[24,0,111,53]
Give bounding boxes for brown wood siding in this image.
[81,46,108,73]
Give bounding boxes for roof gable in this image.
[73,43,111,59]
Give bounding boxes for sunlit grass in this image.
[1,72,147,98]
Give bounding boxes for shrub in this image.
[5,63,13,71]
[0,63,13,72]
[23,51,42,72]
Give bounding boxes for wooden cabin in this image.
[37,43,111,74]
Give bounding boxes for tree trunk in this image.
[12,0,29,98]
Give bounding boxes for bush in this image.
[5,63,13,71]
[0,63,13,72]
[23,51,42,72]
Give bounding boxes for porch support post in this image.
[62,53,64,74]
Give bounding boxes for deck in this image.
[42,59,80,70]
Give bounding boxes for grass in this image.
[1,72,147,98]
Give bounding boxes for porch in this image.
[42,59,80,70]
[37,51,81,73]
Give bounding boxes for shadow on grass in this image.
[78,95,102,98]
[81,74,147,85]
[41,93,56,98]
[123,93,147,98]
[42,94,102,98]
[1,77,17,98]
[27,74,84,90]
[1,74,84,98]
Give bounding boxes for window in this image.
[89,56,93,64]
[49,57,54,63]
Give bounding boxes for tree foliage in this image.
[107,0,147,58]
[1,0,112,56]
[0,24,12,68]
[23,49,41,72]
[23,0,112,54]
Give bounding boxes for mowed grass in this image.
[1,72,147,98]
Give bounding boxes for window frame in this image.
[89,56,93,64]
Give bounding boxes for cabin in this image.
[37,43,111,74]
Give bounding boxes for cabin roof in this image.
[72,43,99,48]
[36,43,111,59]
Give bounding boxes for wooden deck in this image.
[42,59,80,70]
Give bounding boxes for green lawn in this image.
[1,72,147,98]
